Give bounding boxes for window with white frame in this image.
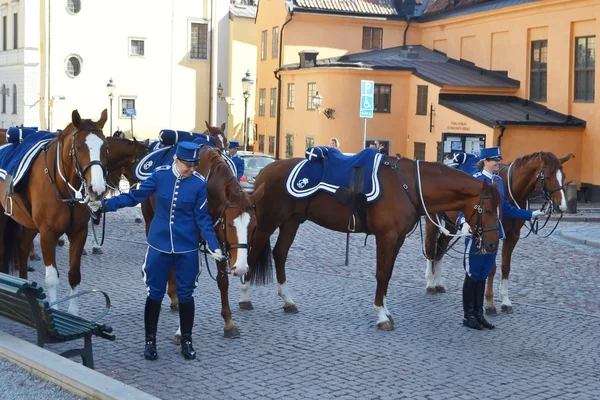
[66,0,81,14]
[65,54,83,78]
[307,83,316,110]
[261,30,267,60]
[272,26,279,58]
[190,22,208,60]
[287,83,295,109]
[130,38,145,56]
[258,88,266,116]
[269,87,277,117]
[120,98,136,117]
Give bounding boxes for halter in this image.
[212,201,254,263]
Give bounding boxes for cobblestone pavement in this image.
[1,208,599,400]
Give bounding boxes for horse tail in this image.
[1,217,21,275]
[250,239,273,286]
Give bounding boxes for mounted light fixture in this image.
[217,82,224,99]
[0,87,10,97]
[312,91,335,119]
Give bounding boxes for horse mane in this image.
[204,149,251,209]
[512,151,561,171]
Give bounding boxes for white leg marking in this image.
[383,296,391,317]
[239,280,252,303]
[425,260,435,289]
[45,266,60,310]
[374,305,390,325]
[277,283,295,306]
[499,278,512,307]
[433,259,444,288]
[175,326,181,342]
[68,285,80,316]
[230,212,251,277]
[85,134,107,197]
[556,170,567,212]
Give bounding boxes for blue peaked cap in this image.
[479,146,502,161]
[228,141,240,149]
[176,141,201,162]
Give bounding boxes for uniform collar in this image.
[481,169,495,180]
[172,161,187,179]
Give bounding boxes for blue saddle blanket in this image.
[285,147,385,203]
[0,130,56,188]
[447,152,480,176]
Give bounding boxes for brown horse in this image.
[423,151,573,314]
[204,121,227,149]
[0,110,109,315]
[244,155,502,330]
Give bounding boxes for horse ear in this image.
[97,109,108,129]
[220,123,226,132]
[250,183,266,204]
[144,138,150,149]
[559,152,574,164]
[71,110,82,129]
[205,120,211,130]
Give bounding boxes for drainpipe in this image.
[46,0,51,129]
[274,13,293,160]
[403,16,411,46]
[497,123,506,147]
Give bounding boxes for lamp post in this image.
[312,91,322,109]
[106,78,116,134]
[241,70,254,151]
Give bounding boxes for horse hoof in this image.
[170,303,179,312]
[377,321,394,331]
[82,249,88,256]
[283,304,299,314]
[486,307,497,315]
[174,334,181,345]
[501,305,514,314]
[386,315,394,325]
[239,301,254,310]
[134,217,143,223]
[92,247,103,255]
[426,287,437,294]
[435,286,447,293]
[224,327,241,339]
[57,239,65,247]
[29,254,41,261]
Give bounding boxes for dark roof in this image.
[279,45,520,89]
[439,94,586,128]
[292,0,424,17]
[230,3,257,19]
[418,0,541,21]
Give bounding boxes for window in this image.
[305,136,315,149]
[362,27,382,50]
[190,23,208,60]
[269,88,277,117]
[258,135,265,153]
[12,84,16,114]
[130,39,145,56]
[120,98,136,117]
[307,82,316,110]
[374,84,391,113]
[65,55,82,77]
[66,0,81,14]
[287,83,295,109]
[258,88,266,116]
[414,142,426,161]
[574,36,595,102]
[285,133,294,158]
[416,85,428,115]
[272,27,279,58]
[268,136,275,155]
[261,30,267,60]
[530,40,547,101]
[12,13,17,49]
[2,16,6,51]
[1,84,5,113]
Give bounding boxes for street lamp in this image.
[241,70,254,151]
[312,91,335,119]
[106,78,116,134]
[217,82,224,99]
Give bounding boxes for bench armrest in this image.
[48,289,111,325]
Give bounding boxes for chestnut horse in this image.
[243,155,502,330]
[0,110,109,315]
[424,151,573,314]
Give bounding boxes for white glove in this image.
[88,200,102,212]
[531,209,546,219]
[460,222,472,236]
[208,248,225,262]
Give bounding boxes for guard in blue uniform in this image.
[228,141,245,181]
[459,147,546,330]
[88,141,224,360]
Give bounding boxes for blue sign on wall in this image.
[125,108,137,117]
[360,80,374,118]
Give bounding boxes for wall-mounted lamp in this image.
[312,91,335,119]
[216,82,235,104]
[0,86,10,97]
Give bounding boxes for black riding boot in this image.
[144,297,162,360]
[462,275,483,330]
[474,280,496,329]
[179,300,197,360]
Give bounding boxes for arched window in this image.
[66,0,81,14]
[65,54,83,77]
[1,84,6,114]
[12,84,17,114]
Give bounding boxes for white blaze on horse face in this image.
[68,285,80,316]
[218,134,225,149]
[85,134,106,197]
[556,169,567,212]
[230,212,251,276]
[45,266,60,310]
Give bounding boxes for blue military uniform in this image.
[229,141,245,181]
[102,141,220,360]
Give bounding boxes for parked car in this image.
[237,151,276,194]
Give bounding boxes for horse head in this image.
[204,120,227,151]
[199,148,263,277]
[464,179,502,254]
[106,136,149,188]
[66,109,109,201]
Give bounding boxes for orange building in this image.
[254,0,598,200]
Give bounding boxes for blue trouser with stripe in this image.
[142,247,200,303]
[463,237,497,281]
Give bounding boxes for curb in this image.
[0,330,161,400]
[559,231,600,249]
[550,216,600,223]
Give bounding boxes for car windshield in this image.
[244,157,274,169]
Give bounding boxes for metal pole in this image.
[109,97,113,134]
[362,118,367,149]
[243,96,248,151]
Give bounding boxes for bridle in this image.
[212,201,255,263]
